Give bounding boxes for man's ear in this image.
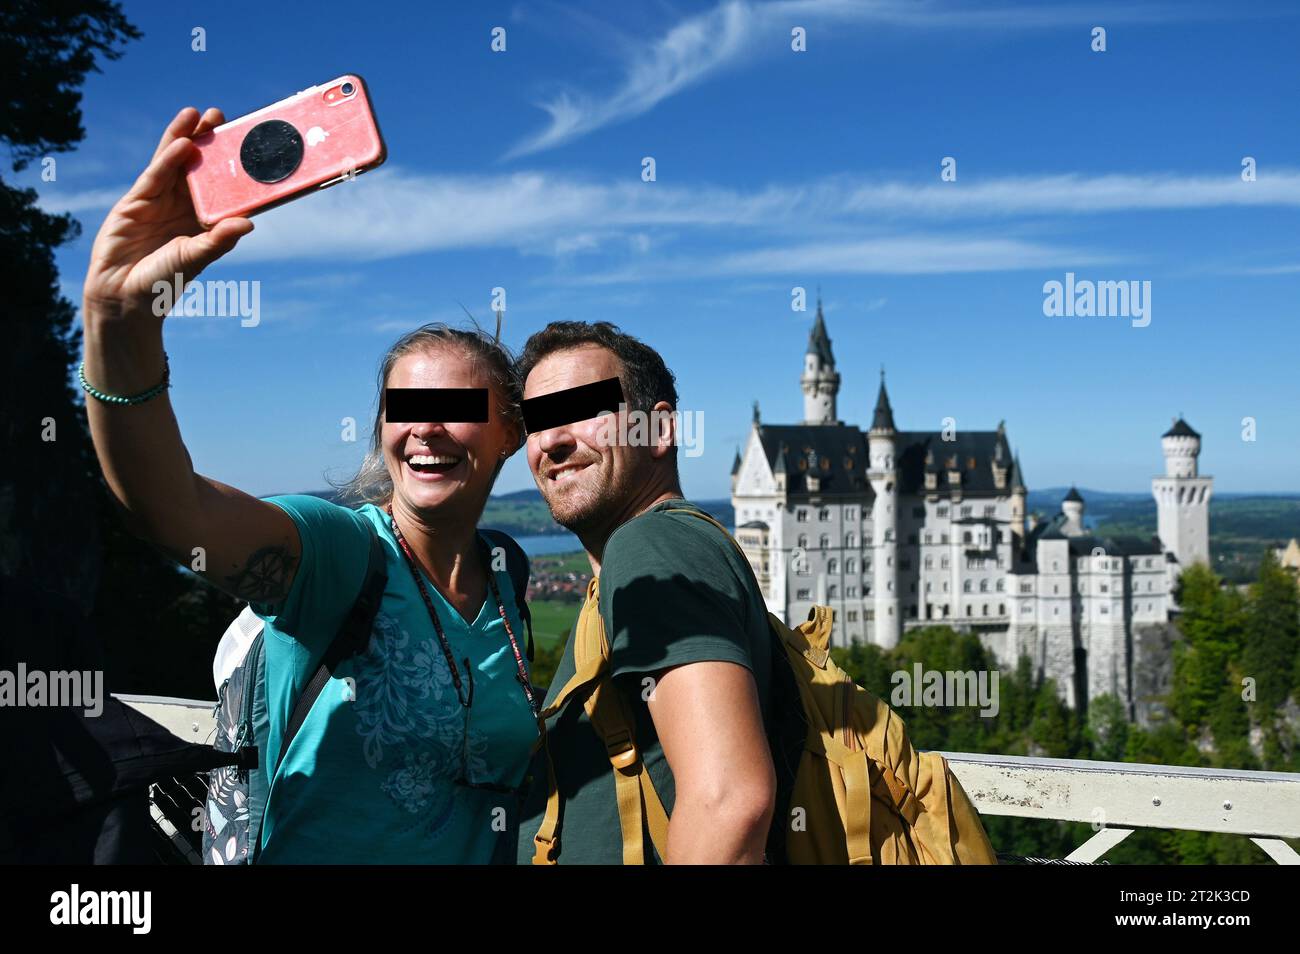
[650,400,677,460]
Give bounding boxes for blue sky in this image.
[27,0,1300,498]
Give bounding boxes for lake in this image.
[510,533,583,556]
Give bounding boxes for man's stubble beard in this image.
[541,461,634,541]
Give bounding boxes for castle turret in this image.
[801,300,840,425]
[1010,450,1027,541]
[1152,417,1212,574]
[867,373,900,648]
[1061,486,1085,536]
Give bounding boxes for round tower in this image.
[1153,417,1212,574]
[867,373,900,648]
[801,299,840,425]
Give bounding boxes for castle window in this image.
[819,534,830,550]
[846,558,856,573]
[924,532,932,545]
[866,609,875,621]
[797,534,808,548]
[996,579,1005,592]
[819,508,830,522]
[797,509,808,523]
[1100,584,1109,593]
[828,585,838,598]
[845,507,855,520]
[966,605,972,616]
[865,584,872,595]
[924,556,933,570]
[925,581,932,593]
[1021,601,1031,613]
[998,603,1005,615]
[963,580,973,593]
[937,506,949,518]
[979,579,989,593]
[1020,583,1032,594]
[1100,604,1109,615]
[961,506,973,517]
[943,582,949,592]
[941,556,950,569]
[848,586,858,598]
[963,531,973,544]
[984,505,996,517]
[941,533,950,544]
[796,588,810,600]
[884,529,894,542]
[828,559,838,573]
[846,532,856,548]
[982,604,988,616]
[848,611,858,622]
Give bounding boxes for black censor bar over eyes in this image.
[521,377,624,433]
[385,388,490,423]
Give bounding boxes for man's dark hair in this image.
[518,321,678,415]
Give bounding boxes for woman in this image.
[80,107,538,863]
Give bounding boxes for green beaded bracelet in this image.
[79,353,171,405]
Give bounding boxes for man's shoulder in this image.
[604,500,733,565]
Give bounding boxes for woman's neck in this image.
[389,499,485,622]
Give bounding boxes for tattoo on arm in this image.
[225,546,298,603]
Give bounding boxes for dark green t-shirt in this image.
[514,498,772,865]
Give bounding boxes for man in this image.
[514,321,776,865]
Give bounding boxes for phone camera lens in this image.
[341,82,355,96]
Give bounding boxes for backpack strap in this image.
[478,528,534,662]
[274,521,387,777]
[531,575,670,865]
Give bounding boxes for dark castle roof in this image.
[754,423,1015,498]
[1163,417,1200,439]
[1064,486,1084,503]
[871,380,896,432]
[806,303,834,365]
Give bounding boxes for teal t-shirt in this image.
[249,494,538,864]
[515,498,772,864]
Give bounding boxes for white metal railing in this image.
[118,694,1300,864]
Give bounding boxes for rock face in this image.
[1133,622,1179,728]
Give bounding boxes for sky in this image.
[23,0,1300,499]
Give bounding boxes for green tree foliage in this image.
[1243,549,1299,712]
[0,2,236,700]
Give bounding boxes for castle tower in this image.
[1061,486,1085,536]
[867,374,900,648]
[1009,451,1028,542]
[1152,417,1212,572]
[801,299,840,425]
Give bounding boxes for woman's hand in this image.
[82,107,254,323]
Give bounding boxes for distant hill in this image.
[294,485,1300,578]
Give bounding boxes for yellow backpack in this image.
[532,508,998,865]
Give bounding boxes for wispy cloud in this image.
[42,165,1300,276]
[504,0,1197,158]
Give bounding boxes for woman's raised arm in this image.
[81,107,301,605]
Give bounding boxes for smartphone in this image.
[185,74,386,228]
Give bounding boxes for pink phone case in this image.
[185,74,386,228]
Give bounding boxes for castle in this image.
[730,303,1212,715]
